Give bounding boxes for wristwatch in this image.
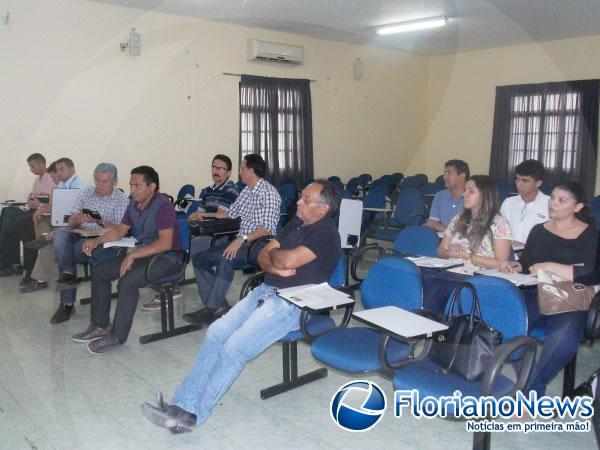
[241,235,248,243]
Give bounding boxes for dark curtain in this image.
[489,79,599,196]
[239,75,313,186]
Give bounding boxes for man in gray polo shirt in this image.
[426,159,469,232]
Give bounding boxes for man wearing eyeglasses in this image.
[182,154,280,326]
[141,180,341,434]
[142,154,239,311]
[500,159,549,246]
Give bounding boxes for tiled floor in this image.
[0,267,598,450]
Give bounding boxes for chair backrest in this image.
[419,182,442,196]
[391,188,425,226]
[447,275,528,341]
[434,174,445,190]
[177,218,191,255]
[400,175,420,190]
[358,173,372,186]
[413,173,429,188]
[346,177,361,195]
[176,184,195,200]
[362,185,387,209]
[361,258,423,310]
[592,195,600,212]
[393,225,439,257]
[279,177,297,190]
[495,178,515,204]
[327,176,345,193]
[329,252,347,287]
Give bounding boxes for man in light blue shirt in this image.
[426,159,469,232]
[55,157,89,190]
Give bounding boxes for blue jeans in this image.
[192,240,251,310]
[53,228,80,274]
[172,283,301,425]
[522,289,587,395]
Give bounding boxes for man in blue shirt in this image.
[426,159,469,232]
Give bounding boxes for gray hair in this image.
[94,163,118,180]
[313,179,340,215]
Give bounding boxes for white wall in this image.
[0,0,428,199]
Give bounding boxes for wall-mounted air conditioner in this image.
[247,39,304,64]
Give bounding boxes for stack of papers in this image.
[476,269,538,286]
[103,237,137,249]
[277,283,354,311]
[407,256,464,268]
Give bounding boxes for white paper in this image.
[278,282,353,310]
[407,256,464,268]
[103,237,136,248]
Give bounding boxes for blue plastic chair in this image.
[391,275,536,450]
[413,173,429,189]
[367,188,426,242]
[435,174,445,190]
[357,173,372,187]
[592,195,600,212]
[419,182,443,214]
[496,178,515,204]
[350,225,439,283]
[327,176,345,194]
[139,218,198,345]
[346,177,361,197]
[246,253,353,399]
[176,184,195,201]
[311,258,423,374]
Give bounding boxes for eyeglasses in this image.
[299,195,325,206]
[211,165,229,172]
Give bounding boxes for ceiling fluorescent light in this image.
[376,16,448,35]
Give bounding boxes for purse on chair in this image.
[536,269,597,315]
[429,282,502,381]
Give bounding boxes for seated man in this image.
[500,159,549,247]
[72,166,181,354]
[141,180,341,433]
[0,153,56,282]
[20,162,60,293]
[426,159,469,232]
[142,154,238,311]
[49,163,129,324]
[182,154,280,326]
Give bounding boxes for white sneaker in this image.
[142,288,182,311]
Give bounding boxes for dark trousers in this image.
[60,237,122,306]
[192,242,251,310]
[522,289,587,395]
[90,252,181,343]
[0,207,36,274]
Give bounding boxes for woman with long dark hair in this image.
[502,181,598,395]
[438,175,512,270]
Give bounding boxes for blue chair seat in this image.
[281,315,336,342]
[312,327,410,373]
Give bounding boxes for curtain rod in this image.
[223,72,316,82]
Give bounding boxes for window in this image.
[239,75,313,186]
[490,80,599,196]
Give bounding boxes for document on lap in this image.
[476,268,538,286]
[277,282,354,311]
[103,237,137,248]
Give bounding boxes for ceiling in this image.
[91,0,600,56]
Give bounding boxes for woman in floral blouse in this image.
[438,175,512,270]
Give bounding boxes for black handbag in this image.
[429,282,502,381]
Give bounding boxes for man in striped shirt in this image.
[182,154,281,326]
[49,163,129,324]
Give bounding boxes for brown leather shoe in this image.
[50,304,75,324]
